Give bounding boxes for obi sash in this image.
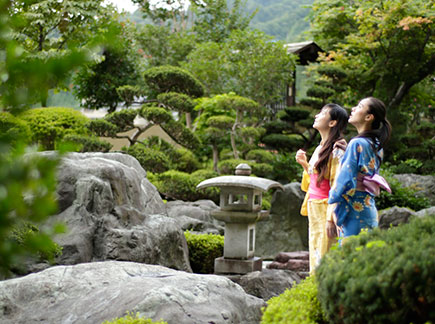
[356,173,392,196]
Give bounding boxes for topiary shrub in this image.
[0,112,31,145]
[251,162,274,178]
[191,169,220,203]
[261,276,326,324]
[217,159,249,175]
[19,107,89,150]
[171,147,201,173]
[125,144,171,174]
[102,312,167,324]
[151,170,200,201]
[246,149,275,164]
[376,169,430,211]
[261,134,304,152]
[270,152,303,183]
[316,215,435,324]
[184,231,224,274]
[61,134,112,152]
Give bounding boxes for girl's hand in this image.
[326,220,338,238]
[295,149,309,171]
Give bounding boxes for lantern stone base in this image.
[214,256,262,274]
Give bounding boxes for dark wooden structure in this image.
[285,41,323,107]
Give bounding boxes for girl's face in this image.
[313,107,332,131]
[349,98,372,126]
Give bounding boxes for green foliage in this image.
[245,0,312,42]
[125,144,171,174]
[143,65,205,99]
[183,29,294,106]
[0,144,63,277]
[9,221,63,265]
[87,119,119,137]
[102,312,167,324]
[171,147,201,173]
[376,170,430,211]
[0,112,31,145]
[281,107,311,123]
[316,215,435,324]
[19,107,89,150]
[261,276,326,324]
[157,92,195,113]
[117,85,142,108]
[140,106,173,125]
[150,169,219,202]
[184,231,224,274]
[263,120,292,134]
[261,134,304,152]
[271,152,303,183]
[160,119,201,150]
[217,159,249,175]
[246,149,275,164]
[61,134,112,153]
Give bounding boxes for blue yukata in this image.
[328,137,389,238]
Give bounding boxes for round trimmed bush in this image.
[184,231,224,274]
[316,215,435,324]
[246,149,275,164]
[261,276,326,324]
[61,134,112,153]
[171,147,201,173]
[217,159,250,175]
[20,107,89,150]
[125,145,171,174]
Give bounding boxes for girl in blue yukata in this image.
[328,97,392,240]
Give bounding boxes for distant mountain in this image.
[244,0,313,42]
[127,1,313,42]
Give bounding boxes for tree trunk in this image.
[185,112,192,129]
[212,144,219,173]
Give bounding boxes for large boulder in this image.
[378,206,435,229]
[34,152,191,273]
[255,183,308,259]
[393,173,435,206]
[229,269,301,301]
[0,261,265,324]
[166,199,224,235]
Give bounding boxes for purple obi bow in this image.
[356,173,392,196]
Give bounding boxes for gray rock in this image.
[166,199,224,234]
[393,173,435,206]
[0,261,265,324]
[229,269,301,301]
[415,206,435,218]
[378,206,416,229]
[38,152,191,273]
[255,183,308,259]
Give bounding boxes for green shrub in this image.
[184,231,224,274]
[263,120,291,134]
[217,159,249,175]
[376,169,430,211]
[251,162,274,178]
[0,112,31,145]
[261,276,326,324]
[270,152,303,183]
[246,149,275,164]
[125,145,171,173]
[102,312,167,324]
[281,107,311,122]
[61,134,112,152]
[151,170,200,201]
[171,147,201,173]
[261,134,304,152]
[20,107,89,150]
[316,215,435,324]
[191,169,220,203]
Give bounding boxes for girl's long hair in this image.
[315,103,348,185]
[356,97,392,164]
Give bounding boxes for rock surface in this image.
[0,261,265,324]
[229,269,301,301]
[393,173,435,205]
[166,199,224,235]
[38,152,191,273]
[255,183,308,259]
[378,206,417,229]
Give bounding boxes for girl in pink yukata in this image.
[328,97,392,240]
[296,103,348,273]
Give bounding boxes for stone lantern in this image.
[196,163,284,274]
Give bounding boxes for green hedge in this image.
[61,134,112,153]
[316,215,435,324]
[125,144,171,174]
[261,276,326,324]
[102,312,167,324]
[20,107,89,150]
[184,231,224,274]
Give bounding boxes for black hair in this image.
[356,97,392,153]
[315,103,348,185]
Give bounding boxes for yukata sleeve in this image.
[300,170,310,216]
[326,147,345,222]
[328,139,361,226]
